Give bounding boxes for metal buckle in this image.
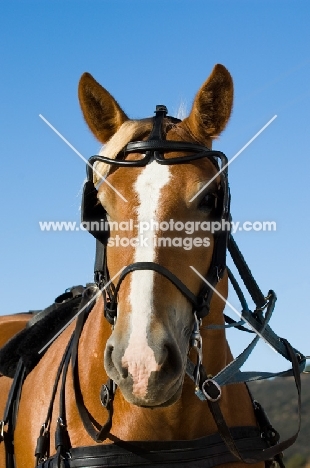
[40,422,48,435]
[201,379,222,402]
[57,417,66,427]
[94,271,104,287]
[155,105,168,115]
[100,384,110,407]
[0,420,5,441]
[255,292,273,314]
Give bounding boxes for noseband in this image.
[82,105,231,323]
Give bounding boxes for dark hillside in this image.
[248,374,310,467]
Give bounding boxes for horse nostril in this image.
[104,345,114,368]
[105,344,129,379]
[106,344,114,357]
[162,343,182,373]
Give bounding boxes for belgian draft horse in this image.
[0,65,288,468]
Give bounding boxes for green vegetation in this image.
[286,454,307,468]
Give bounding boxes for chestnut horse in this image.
[0,314,33,350]
[0,65,300,468]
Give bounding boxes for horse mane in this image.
[175,101,187,120]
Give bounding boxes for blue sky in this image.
[0,0,309,373]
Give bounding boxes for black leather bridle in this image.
[82,105,231,324]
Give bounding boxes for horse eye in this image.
[198,193,217,213]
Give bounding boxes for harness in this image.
[82,106,230,323]
[0,106,306,468]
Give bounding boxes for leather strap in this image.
[207,338,302,464]
[228,235,266,308]
[112,262,199,307]
[147,105,168,141]
[196,231,228,319]
[0,359,26,468]
[36,426,269,468]
[53,335,74,467]
[71,288,113,443]
[35,334,75,465]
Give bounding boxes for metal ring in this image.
[201,379,222,402]
[57,417,65,427]
[40,422,47,436]
[100,384,110,407]
[0,420,4,440]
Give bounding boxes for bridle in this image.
[81,101,305,408]
[82,105,231,324]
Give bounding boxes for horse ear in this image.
[182,64,233,141]
[78,72,128,143]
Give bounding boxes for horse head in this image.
[78,64,233,408]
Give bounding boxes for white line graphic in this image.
[39,114,127,202]
[190,115,277,202]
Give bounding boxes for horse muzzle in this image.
[104,324,190,407]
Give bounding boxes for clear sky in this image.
[0,0,309,374]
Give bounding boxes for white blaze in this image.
[122,161,171,398]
